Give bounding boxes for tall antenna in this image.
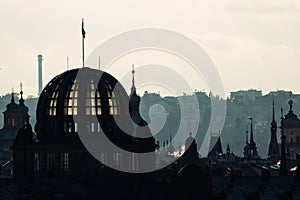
[81,18,86,68]
[98,56,100,70]
[67,56,69,71]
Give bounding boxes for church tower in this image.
[0,85,30,150]
[245,118,259,159]
[268,99,279,159]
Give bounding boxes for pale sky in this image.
[0,0,299,97]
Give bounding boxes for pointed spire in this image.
[19,82,24,104]
[226,143,230,154]
[131,64,136,94]
[249,117,254,143]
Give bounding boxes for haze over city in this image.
[0,0,299,97]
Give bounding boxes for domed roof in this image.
[5,94,19,112]
[283,100,300,128]
[35,67,130,141]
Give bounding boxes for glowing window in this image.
[106,83,119,115]
[64,80,79,116]
[86,79,102,115]
[49,80,62,116]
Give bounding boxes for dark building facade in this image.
[13,67,156,179]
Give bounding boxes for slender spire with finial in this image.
[19,82,24,104]
[81,18,86,68]
[11,87,15,103]
[131,64,136,94]
[249,117,254,143]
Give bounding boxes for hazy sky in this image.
[0,0,299,97]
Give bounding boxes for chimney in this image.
[37,54,43,95]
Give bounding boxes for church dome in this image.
[35,67,130,141]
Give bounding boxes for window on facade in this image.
[11,118,15,127]
[46,153,56,172]
[64,80,79,116]
[49,82,60,116]
[86,79,102,115]
[33,153,40,172]
[106,83,119,115]
[60,152,69,172]
[114,153,120,167]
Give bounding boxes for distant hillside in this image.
[0,90,298,158]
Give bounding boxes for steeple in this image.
[226,143,230,155]
[246,117,259,159]
[249,118,255,145]
[130,64,136,94]
[19,82,24,105]
[268,98,279,159]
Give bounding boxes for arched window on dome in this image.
[49,84,59,116]
[64,80,79,115]
[86,79,102,115]
[106,83,120,115]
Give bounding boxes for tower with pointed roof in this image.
[0,85,30,150]
[129,64,146,126]
[244,118,259,159]
[268,99,279,160]
[208,131,223,159]
[243,125,249,157]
